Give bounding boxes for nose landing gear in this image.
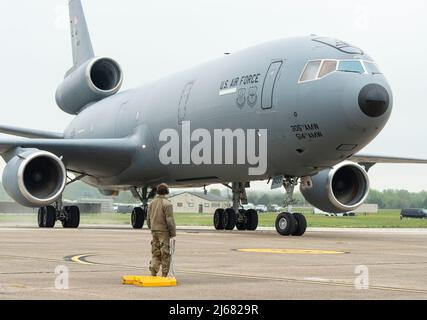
[274,177,307,237]
[275,212,307,236]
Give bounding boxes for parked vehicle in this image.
[335,212,356,217]
[313,208,335,216]
[242,203,255,210]
[255,205,268,213]
[314,208,355,217]
[270,204,284,212]
[400,208,427,219]
[113,203,134,214]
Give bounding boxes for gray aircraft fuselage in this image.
[64,36,392,190]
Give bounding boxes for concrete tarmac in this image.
[1,223,427,300]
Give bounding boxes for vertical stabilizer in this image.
[67,0,95,74]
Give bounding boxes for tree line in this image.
[211,189,427,210]
[1,182,426,210]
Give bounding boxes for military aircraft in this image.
[0,0,426,236]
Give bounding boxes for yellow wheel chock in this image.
[122,275,177,287]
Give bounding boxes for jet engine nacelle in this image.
[300,162,370,213]
[55,57,123,115]
[2,150,67,207]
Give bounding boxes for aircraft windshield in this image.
[338,61,365,74]
[364,61,382,74]
[299,59,380,83]
[299,60,322,82]
[318,60,337,78]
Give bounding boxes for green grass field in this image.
[1,209,427,228]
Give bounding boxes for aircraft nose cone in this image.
[358,84,390,118]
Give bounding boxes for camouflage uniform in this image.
[147,195,176,277]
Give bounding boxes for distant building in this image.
[78,198,114,213]
[168,192,231,214]
[0,201,103,214]
[353,204,379,214]
[0,202,36,214]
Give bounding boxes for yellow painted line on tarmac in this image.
[63,254,427,295]
[237,248,347,255]
[69,254,97,265]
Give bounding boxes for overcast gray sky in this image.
[0,0,426,192]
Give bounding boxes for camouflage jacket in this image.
[147,195,176,237]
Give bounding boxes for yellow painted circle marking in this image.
[237,248,346,255]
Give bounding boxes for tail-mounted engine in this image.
[55,57,123,115]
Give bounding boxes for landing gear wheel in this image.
[275,212,296,236]
[223,208,237,230]
[246,209,259,231]
[236,209,247,230]
[131,207,145,229]
[214,209,225,230]
[37,208,44,228]
[62,206,80,229]
[291,213,307,236]
[40,206,56,228]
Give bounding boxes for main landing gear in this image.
[213,182,259,231]
[274,177,307,237]
[213,178,307,237]
[38,198,80,229]
[130,187,156,229]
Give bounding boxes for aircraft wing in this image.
[350,153,427,165]
[0,136,138,177]
[0,124,64,139]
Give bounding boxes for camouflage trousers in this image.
[149,231,171,277]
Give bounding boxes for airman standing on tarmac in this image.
[147,183,176,277]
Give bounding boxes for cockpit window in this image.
[338,61,365,74]
[299,60,321,82]
[318,60,337,78]
[299,59,379,83]
[364,61,381,75]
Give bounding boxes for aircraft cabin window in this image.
[364,61,381,74]
[318,60,337,78]
[299,60,321,82]
[338,61,365,74]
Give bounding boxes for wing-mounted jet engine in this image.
[300,162,370,213]
[2,150,67,207]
